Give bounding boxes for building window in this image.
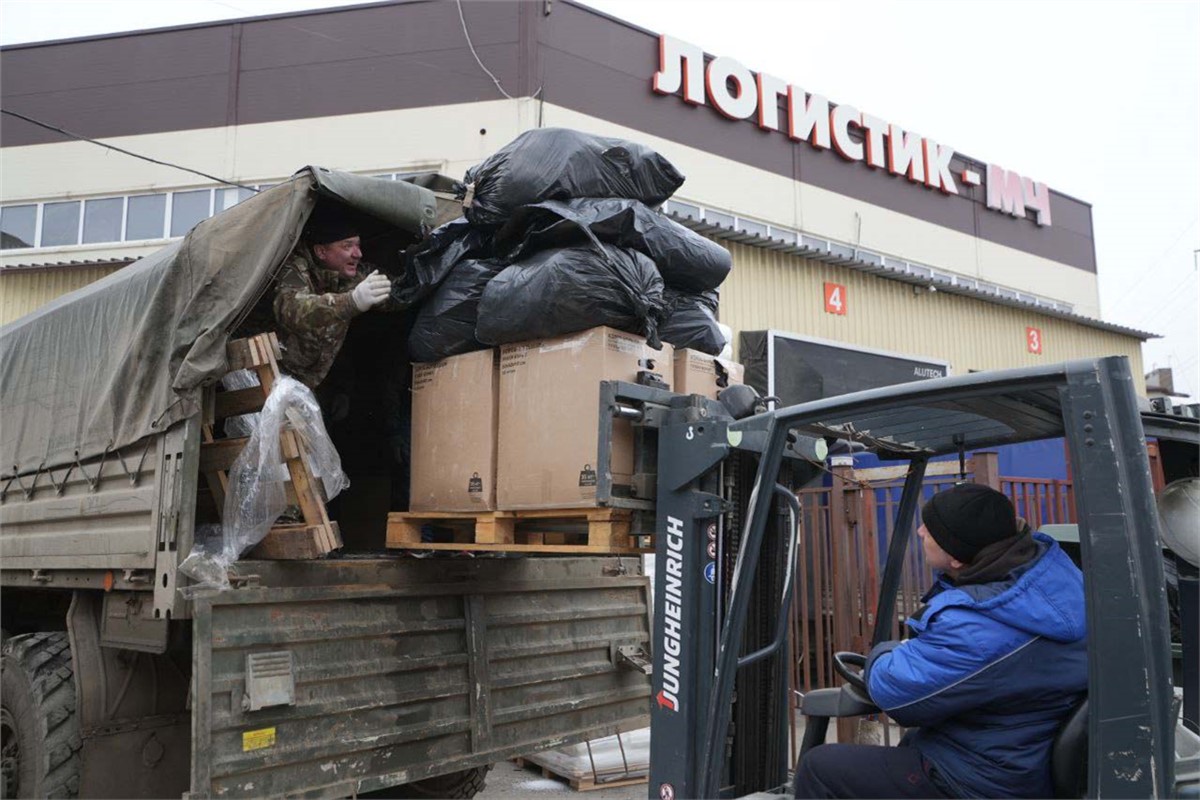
[126,194,166,241]
[215,187,255,212]
[41,201,81,247]
[0,204,37,249]
[170,190,211,237]
[83,197,124,244]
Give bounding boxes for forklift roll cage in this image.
[637,355,1181,799]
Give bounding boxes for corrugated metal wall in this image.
[719,241,1145,379]
[0,245,1145,382]
[0,266,124,325]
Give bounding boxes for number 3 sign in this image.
[1026,327,1043,354]
[824,282,847,315]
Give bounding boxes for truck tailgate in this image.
[189,556,651,798]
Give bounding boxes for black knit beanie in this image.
[921,483,1019,563]
[304,211,358,246]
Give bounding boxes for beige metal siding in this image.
[719,241,1145,383]
[0,266,123,325]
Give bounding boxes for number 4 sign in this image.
[1026,327,1043,354]
[824,282,847,315]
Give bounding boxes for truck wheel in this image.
[0,633,81,798]
[361,765,492,799]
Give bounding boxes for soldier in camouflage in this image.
[273,214,393,390]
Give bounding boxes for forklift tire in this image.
[0,633,82,799]
[360,765,492,799]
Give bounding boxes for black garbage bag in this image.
[476,243,666,346]
[659,287,726,355]
[460,128,685,226]
[393,217,494,308]
[495,198,732,293]
[408,258,506,363]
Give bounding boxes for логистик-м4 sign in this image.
[652,35,1053,227]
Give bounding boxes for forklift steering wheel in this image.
[833,651,869,693]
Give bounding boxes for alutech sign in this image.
[652,35,1054,226]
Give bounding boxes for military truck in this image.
[0,169,653,799]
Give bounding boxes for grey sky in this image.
[2,0,1197,401]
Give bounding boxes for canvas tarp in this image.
[0,167,436,478]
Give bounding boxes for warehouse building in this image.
[0,0,1153,394]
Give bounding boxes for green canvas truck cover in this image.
[0,167,435,480]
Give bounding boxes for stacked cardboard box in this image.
[409,330,751,514]
[673,349,745,400]
[409,349,499,512]
[496,327,672,510]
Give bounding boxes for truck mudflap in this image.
[188,556,651,798]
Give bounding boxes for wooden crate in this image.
[386,507,648,554]
[199,333,341,559]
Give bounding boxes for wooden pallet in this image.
[385,507,648,554]
[512,756,648,793]
[198,333,342,559]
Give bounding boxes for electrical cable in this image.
[455,0,544,101]
[455,0,515,100]
[0,108,259,192]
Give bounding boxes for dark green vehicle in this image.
[0,169,652,799]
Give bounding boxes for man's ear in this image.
[949,557,965,571]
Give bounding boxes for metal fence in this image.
[785,459,1076,759]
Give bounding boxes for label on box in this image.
[500,347,529,375]
[606,334,644,355]
[578,464,597,487]
[468,472,483,497]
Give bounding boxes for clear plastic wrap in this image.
[179,376,349,595]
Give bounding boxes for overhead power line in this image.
[0,108,258,192]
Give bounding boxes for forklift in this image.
[602,355,1197,798]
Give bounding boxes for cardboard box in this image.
[497,327,672,510]
[673,349,745,400]
[409,349,499,512]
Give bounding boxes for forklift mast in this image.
[626,356,1179,799]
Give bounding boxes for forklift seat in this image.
[1050,696,1088,798]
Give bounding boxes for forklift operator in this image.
[794,484,1088,799]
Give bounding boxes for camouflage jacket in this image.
[273,245,382,388]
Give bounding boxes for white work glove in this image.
[351,271,392,312]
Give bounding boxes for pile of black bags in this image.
[400,127,733,363]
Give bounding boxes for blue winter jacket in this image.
[864,533,1087,798]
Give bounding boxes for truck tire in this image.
[0,633,82,799]
[361,765,492,799]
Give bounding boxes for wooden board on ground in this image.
[512,757,648,793]
[386,507,648,554]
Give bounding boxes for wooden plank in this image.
[512,507,626,521]
[199,438,247,474]
[572,775,647,792]
[586,513,630,550]
[387,509,634,552]
[854,460,974,483]
[281,430,332,532]
[247,524,328,560]
[389,510,512,521]
[199,433,299,474]
[225,337,265,372]
[385,541,649,555]
[214,387,265,420]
